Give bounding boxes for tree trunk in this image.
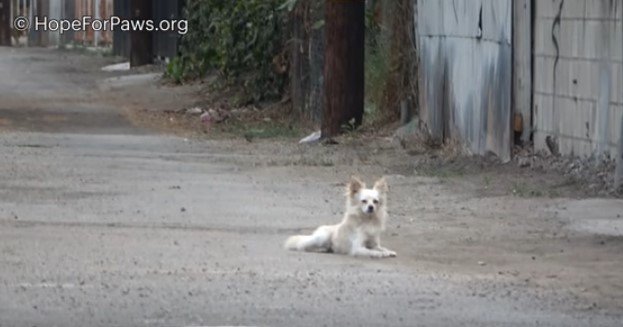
[0,0,10,46]
[130,0,152,67]
[322,0,365,138]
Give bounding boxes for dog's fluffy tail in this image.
[284,235,308,251]
[284,226,332,252]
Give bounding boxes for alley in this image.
[1,47,622,327]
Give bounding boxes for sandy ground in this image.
[1,47,622,327]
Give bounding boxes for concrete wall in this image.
[417,0,512,161]
[533,0,623,156]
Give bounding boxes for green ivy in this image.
[166,0,287,102]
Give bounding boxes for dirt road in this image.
[1,47,622,326]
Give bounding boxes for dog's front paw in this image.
[383,250,397,257]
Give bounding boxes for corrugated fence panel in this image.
[417,0,512,161]
[533,0,622,157]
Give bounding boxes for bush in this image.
[167,0,288,102]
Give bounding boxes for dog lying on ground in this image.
[285,177,396,258]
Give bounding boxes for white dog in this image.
[285,177,396,258]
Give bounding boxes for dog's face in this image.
[347,177,388,215]
[358,188,381,214]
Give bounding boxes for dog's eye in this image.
[361,199,367,204]
[373,199,379,204]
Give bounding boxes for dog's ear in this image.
[373,177,388,193]
[347,176,365,197]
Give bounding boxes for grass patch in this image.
[60,43,113,57]
[510,181,545,198]
[418,166,466,180]
[243,125,300,139]
[214,118,301,140]
[482,175,492,189]
[510,178,579,198]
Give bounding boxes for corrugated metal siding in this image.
[417,0,512,161]
[533,0,623,156]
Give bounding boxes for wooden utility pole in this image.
[322,0,365,138]
[130,0,152,67]
[0,0,11,46]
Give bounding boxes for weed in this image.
[216,118,300,140]
[511,182,544,198]
[483,175,492,189]
[418,166,465,180]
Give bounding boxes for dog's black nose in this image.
[367,205,374,213]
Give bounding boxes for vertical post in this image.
[79,0,86,44]
[9,0,12,31]
[26,0,33,46]
[322,0,365,138]
[113,0,131,58]
[112,0,123,56]
[93,0,100,47]
[616,5,623,191]
[60,0,71,46]
[513,0,532,145]
[39,0,49,46]
[0,0,11,46]
[617,111,623,191]
[26,0,41,46]
[130,0,152,67]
